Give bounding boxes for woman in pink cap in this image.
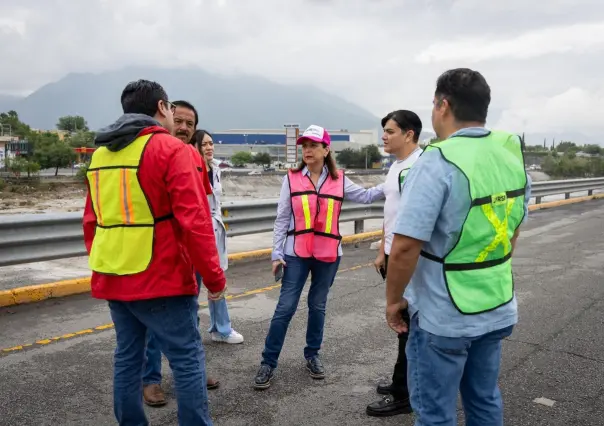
[253,124,385,389]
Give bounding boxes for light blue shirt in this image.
[272,165,385,261]
[395,127,532,338]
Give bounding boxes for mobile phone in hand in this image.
[379,266,386,280]
[275,263,284,282]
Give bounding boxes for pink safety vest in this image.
[287,169,345,263]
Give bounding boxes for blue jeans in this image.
[142,272,231,386]
[406,313,514,426]
[109,296,212,426]
[261,254,341,368]
[142,331,162,386]
[198,271,233,337]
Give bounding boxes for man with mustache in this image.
[142,100,222,407]
[172,100,198,145]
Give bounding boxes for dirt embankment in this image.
[0,173,389,215]
[0,181,87,215]
[0,171,551,216]
[220,173,387,199]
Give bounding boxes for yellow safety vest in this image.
[86,133,171,275]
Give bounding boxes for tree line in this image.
[524,141,604,178]
[0,111,95,177]
[3,110,600,178]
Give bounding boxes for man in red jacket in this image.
[83,79,225,426]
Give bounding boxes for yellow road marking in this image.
[0,263,372,356]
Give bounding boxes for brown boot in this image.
[143,384,167,407]
[207,376,220,390]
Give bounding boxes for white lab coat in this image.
[208,158,228,271]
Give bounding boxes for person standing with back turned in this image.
[385,68,531,426]
[366,109,423,418]
[83,79,226,426]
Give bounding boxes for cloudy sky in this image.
[1,0,603,142]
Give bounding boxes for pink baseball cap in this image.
[296,125,331,146]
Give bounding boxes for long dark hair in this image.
[292,143,339,180]
[192,129,213,169]
[192,129,212,148]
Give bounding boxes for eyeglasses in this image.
[164,100,176,113]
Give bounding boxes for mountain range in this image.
[0,67,383,134]
[0,67,598,145]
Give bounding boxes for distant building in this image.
[0,136,31,169]
[211,128,379,164]
[30,129,69,141]
[576,151,598,158]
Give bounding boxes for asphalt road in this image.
[1,199,604,425]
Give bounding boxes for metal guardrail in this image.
[1,177,604,268]
[221,199,384,238]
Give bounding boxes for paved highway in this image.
[0,200,603,425]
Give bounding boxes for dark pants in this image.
[385,254,410,401]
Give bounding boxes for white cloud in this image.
[415,21,604,64]
[495,88,604,140]
[0,18,25,36]
[0,0,603,142]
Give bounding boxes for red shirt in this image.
[83,126,226,301]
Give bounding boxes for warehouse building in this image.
[211,128,379,164]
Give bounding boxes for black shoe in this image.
[253,364,274,390]
[306,356,325,379]
[366,395,413,417]
[376,380,392,395]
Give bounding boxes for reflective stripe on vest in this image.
[419,131,527,315]
[288,169,345,263]
[398,167,411,194]
[86,133,171,275]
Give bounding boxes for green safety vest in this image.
[398,167,411,194]
[397,149,424,193]
[421,130,527,315]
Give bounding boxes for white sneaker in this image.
[211,330,244,344]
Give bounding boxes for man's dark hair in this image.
[381,110,423,142]
[173,100,199,127]
[120,79,168,117]
[435,68,491,123]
